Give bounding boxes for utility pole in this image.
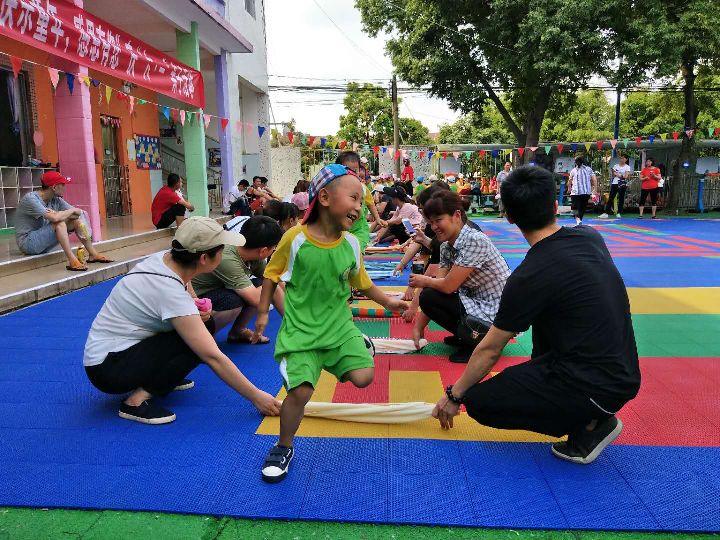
[391,74,401,178]
[613,87,621,158]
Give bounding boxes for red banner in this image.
[0,0,204,108]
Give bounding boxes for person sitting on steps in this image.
[151,174,195,229]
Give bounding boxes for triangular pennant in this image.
[714,127,720,137]
[162,106,170,121]
[570,143,578,152]
[307,135,315,146]
[610,139,618,149]
[478,149,486,158]
[105,85,113,104]
[491,149,499,158]
[179,110,186,126]
[321,137,327,147]
[672,131,679,141]
[452,152,460,159]
[48,67,60,89]
[584,142,592,152]
[659,133,667,142]
[418,151,426,159]
[352,142,359,152]
[220,118,229,131]
[381,146,387,154]
[203,114,211,129]
[557,144,564,154]
[464,151,472,158]
[339,140,347,149]
[517,147,525,157]
[10,56,22,79]
[235,121,243,133]
[80,75,91,87]
[529,146,538,152]
[138,99,146,105]
[596,140,603,150]
[634,136,642,146]
[91,79,100,87]
[258,125,266,138]
[288,132,294,144]
[393,149,400,160]
[128,95,135,114]
[648,135,655,144]
[685,129,695,138]
[544,145,551,154]
[622,138,629,148]
[441,152,448,159]
[428,151,435,159]
[372,145,379,154]
[66,73,75,94]
[709,128,714,138]
[171,108,179,123]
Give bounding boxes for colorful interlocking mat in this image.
[0,217,718,532]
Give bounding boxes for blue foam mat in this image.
[1,220,719,531]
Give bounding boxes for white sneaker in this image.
[575,217,581,225]
[599,213,609,219]
[616,214,621,218]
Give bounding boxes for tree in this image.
[356,0,624,163]
[618,0,720,208]
[438,108,514,145]
[542,90,615,142]
[336,83,431,145]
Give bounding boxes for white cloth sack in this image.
[304,401,434,424]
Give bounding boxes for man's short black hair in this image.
[336,151,360,167]
[500,166,556,232]
[252,176,261,182]
[260,176,269,184]
[238,179,250,188]
[240,215,284,249]
[646,156,654,164]
[167,173,180,188]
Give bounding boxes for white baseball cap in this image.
[174,216,245,253]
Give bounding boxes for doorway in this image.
[101,117,131,217]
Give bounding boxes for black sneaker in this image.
[173,379,195,391]
[449,348,473,363]
[261,444,294,483]
[552,416,623,464]
[118,400,176,425]
[443,335,463,347]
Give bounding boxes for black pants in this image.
[604,184,627,214]
[388,223,411,243]
[419,288,490,347]
[640,188,660,207]
[463,358,628,438]
[156,203,186,229]
[571,194,591,220]
[85,331,201,397]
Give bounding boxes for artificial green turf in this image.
[1,508,718,540]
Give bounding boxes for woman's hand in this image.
[411,228,429,246]
[378,219,388,228]
[252,390,281,416]
[199,309,212,323]
[432,396,461,430]
[408,273,429,288]
[393,263,405,276]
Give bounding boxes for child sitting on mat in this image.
[252,164,408,483]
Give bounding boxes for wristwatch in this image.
[445,385,464,405]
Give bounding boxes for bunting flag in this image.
[465,151,472,158]
[428,151,435,159]
[610,139,618,149]
[339,140,346,149]
[394,149,401,160]
[441,152,448,159]
[48,67,60,89]
[235,121,243,133]
[709,128,714,138]
[179,110,186,126]
[307,135,315,146]
[128,95,135,114]
[381,146,387,154]
[659,133,667,142]
[517,147,525,157]
[715,127,720,137]
[419,151,426,159]
[10,56,22,79]
[105,85,112,104]
[529,146,538,152]
[648,135,655,144]
[479,149,486,158]
[570,143,578,153]
[258,125,266,138]
[685,129,695,138]
[203,114,211,129]
[596,140,603,150]
[66,73,75,94]
[138,99,146,105]
[452,151,460,159]
[635,136,642,146]
[557,144,564,154]
[372,145,379,154]
[584,142,592,152]
[672,131,679,140]
[220,117,229,131]
[90,79,100,87]
[544,145,551,154]
[321,137,327,147]
[352,142,359,152]
[171,108,179,123]
[80,75,90,87]
[623,138,629,148]
[491,149,499,158]
[287,131,294,144]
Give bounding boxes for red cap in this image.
[41,171,71,187]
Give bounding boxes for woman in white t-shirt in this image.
[600,154,632,219]
[83,217,280,425]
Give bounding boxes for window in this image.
[0,68,34,167]
[245,0,255,18]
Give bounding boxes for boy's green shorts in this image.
[278,335,374,390]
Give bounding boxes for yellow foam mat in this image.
[367,286,720,315]
[256,371,558,442]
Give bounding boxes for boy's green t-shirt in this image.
[264,224,373,358]
[348,184,374,247]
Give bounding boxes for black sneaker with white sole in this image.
[552,416,623,465]
[173,379,195,391]
[261,444,294,483]
[118,400,176,425]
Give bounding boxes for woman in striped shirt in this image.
[567,156,597,226]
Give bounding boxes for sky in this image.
[264,0,461,136]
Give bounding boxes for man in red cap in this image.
[15,171,112,271]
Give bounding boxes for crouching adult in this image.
[83,217,280,424]
[434,166,640,464]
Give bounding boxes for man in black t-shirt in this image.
[433,166,640,465]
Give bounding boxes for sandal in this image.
[88,255,114,263]
[227,329,270,345]
[66,261,88,272]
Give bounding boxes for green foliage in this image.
[438,109,514,145]
[336,83,431,145]
[542,90,615,142]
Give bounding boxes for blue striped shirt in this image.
[570,165,594,195]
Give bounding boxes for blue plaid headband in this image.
[307,164,356,202]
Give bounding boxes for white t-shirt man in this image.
[83,252,199,367]
[222,185,246,213]
[610,163,631,185]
